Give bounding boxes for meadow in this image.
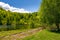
[22,30,60,40]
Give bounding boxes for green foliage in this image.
[0,8,40,31]
[39,0,60,30]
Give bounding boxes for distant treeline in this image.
[0,8,40,31]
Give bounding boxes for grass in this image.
[22,29,60,40]
[1,28,60,40]
[0,29,28,37]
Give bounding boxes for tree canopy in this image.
[0,8,40,31]
[39,0,60,31]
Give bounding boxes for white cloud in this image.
[0,2,31,13]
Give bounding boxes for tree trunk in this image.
[56,23,59,31]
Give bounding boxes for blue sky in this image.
[0,0,41,12]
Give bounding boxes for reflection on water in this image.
[0,25,28,31]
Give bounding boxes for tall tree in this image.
[39,0,60,31]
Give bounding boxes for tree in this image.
[39,0,60,31]
[0,7,41,31]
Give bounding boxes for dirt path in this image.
[1,27,43,40]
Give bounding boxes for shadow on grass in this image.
[48,29,60,33]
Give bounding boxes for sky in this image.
[0,0,41,13]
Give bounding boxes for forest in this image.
[0,0,60,40]
[0,0,60,31]
[0,8,40,31]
